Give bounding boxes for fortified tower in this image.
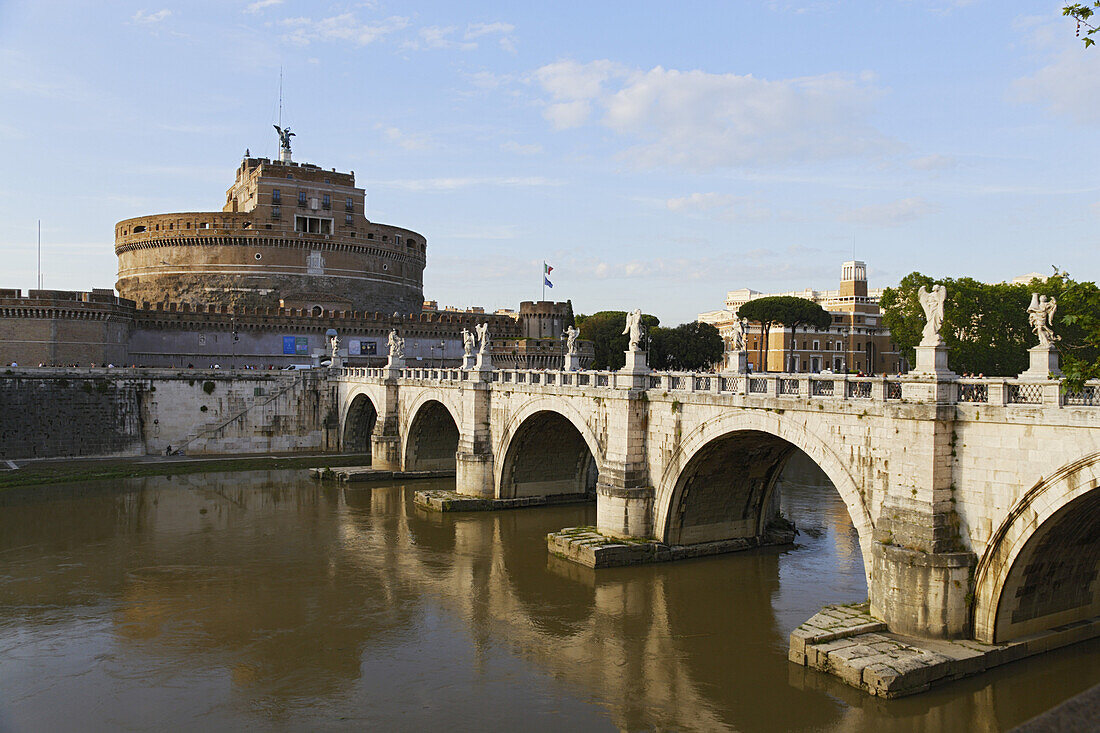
[114,131,426,314]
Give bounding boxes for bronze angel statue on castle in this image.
[273,125,295,151]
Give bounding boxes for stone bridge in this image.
[335,362,1100,651]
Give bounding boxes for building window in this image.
[345,197,353,211]
[272,189,281,204]
[298,191,307,207]
[322,193,331,210]
[345,213,353,225]
[294,215,333,235]
[272,205,280,219]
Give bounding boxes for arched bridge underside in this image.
[337,367,1100,647]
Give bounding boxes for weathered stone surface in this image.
[416,489,591,513]
[791,603,1100,698]
[1,368,336,460]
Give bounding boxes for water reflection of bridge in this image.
[2,472,1095,730]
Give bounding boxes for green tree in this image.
[650,322,724,371]
[1037,274,1100,387]
[880,272,1100,382]
[737,296,831,373]
[576,311,659,370]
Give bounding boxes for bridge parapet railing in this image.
[332,366,1100,409]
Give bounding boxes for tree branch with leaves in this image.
[1065,3,1100,47]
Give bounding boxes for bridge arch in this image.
[341,390,379,454]
[654,409,874,582]
[972,451,1100,643]
[401,392,462,472]
[495,397,603,500]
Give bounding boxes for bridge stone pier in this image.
[336,360,1100,693]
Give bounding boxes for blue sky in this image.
[0,1,1097,324]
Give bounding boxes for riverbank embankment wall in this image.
[0,368,336,460]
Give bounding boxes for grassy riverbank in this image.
[0,453,373,490]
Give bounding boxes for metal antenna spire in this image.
[37,219,41,290]
[278,66,283,128]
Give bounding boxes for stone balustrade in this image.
[336,365,1098,409]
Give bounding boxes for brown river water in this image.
[1,457,1099,732]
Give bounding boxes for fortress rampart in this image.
[115,211,426,313]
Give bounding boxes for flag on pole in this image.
[543,261,554,288]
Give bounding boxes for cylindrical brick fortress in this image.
[114,156,426,314]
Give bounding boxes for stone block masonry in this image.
[0,370,144,460]
[0,368,338,460]
[790,604,1100,698]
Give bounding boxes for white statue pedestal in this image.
[725,350,748,373]
[461,354,476,370]
[474,352,493,371]
[617,350,649,389]
[384,356,405,378]
[563,353,580,371]
[1018,345,1062,381]
[911,344,955,378]
[622,350,649,374]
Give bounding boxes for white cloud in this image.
[501,140,543,155]
[465,22,515,39]
[666,193,771,221]
[570,246,826,283]
[909,154,957,171]
[381,125,432,152]
[132,9,171,24]
[406,20,516,51]
[534,59,626,102]
[837,197,939,225]
[413,26,477,51]
[375,176,563,191]
[544,100,592,129]
[1013,47,1100,124]
[245,0,283,13]
[531,60,890,169]
[280,14,409,46]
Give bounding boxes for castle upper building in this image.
[115,149,426,314]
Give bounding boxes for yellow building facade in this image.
[698,261,903,374]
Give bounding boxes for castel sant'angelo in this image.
[0,128,579,369]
